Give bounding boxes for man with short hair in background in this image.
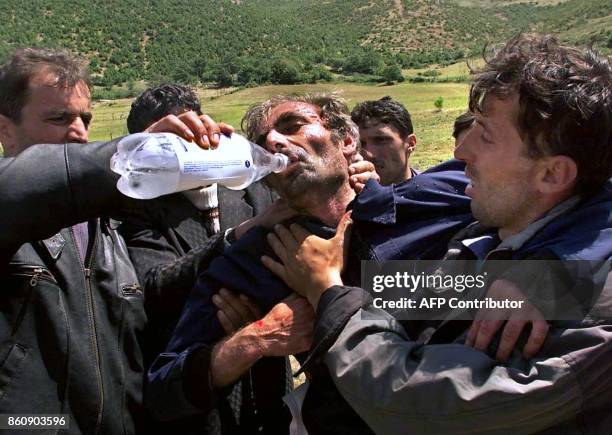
[351,96,418,185]
[452,110,474,148]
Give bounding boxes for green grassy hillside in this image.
[90,81,469,169]
[1,0,609,88]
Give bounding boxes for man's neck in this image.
[498,193,577,241]
[292,182,355,227]
[404,165,414,181]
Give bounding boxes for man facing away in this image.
[351,96,418,185]
[263,33,612,434]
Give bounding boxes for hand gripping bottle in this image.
[110,132,288,199]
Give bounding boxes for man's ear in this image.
[537,155,578,195]
[405,133,417,154]
[0,114,16,152]
[341,134,357,158]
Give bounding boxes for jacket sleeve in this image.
[117,206,226,316]
[146,344,219,420]
[312,286,612,434]
[0,140,125,255]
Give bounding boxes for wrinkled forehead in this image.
[262,101,322,132]
[27,70,91,101]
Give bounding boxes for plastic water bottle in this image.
[110,132,289,199]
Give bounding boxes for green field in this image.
[90,81,469,170]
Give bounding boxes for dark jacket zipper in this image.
[71,223,105,434]
[11,265,58,286]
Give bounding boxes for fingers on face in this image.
[336,211,353,243]
[350,179,364,193]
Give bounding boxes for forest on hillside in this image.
[1,0,610,90]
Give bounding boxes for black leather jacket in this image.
[0,141,144,434]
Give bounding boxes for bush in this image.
[422,69,440,77]
[434,96,444,111]
[381,64,403,84]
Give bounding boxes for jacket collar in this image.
[159,187,254,249]
[498,196,580,252]
[218,186,253,231]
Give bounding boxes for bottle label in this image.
[175,136,253,190]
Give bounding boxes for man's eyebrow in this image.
[43,109,92,118]
[43,109,76,115]
[273,111,312,126]
[369,132,394,139]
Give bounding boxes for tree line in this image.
[0,0,609,89]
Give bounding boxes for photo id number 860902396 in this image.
[0,414,69,430]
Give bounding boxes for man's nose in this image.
[264,129,289,153]
[453,127,475,162]
[66,117,88,144]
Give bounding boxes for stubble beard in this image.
[271,157,347,213]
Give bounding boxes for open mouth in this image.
[285,152,300,164]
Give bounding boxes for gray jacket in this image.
[305,190,612,435]
[318,286,611,434]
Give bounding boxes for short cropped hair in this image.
[127,83,202,133]
[0,47,90,122]
[242,92,359,149]
[469,33,612,195]
[350,96,414,138]
[452,111,475,139]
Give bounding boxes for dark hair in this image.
[469,33,612,195]
[452,111,475,139]
[0,47,90,122]
[350,96,414,138]
[127,83,202,133]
